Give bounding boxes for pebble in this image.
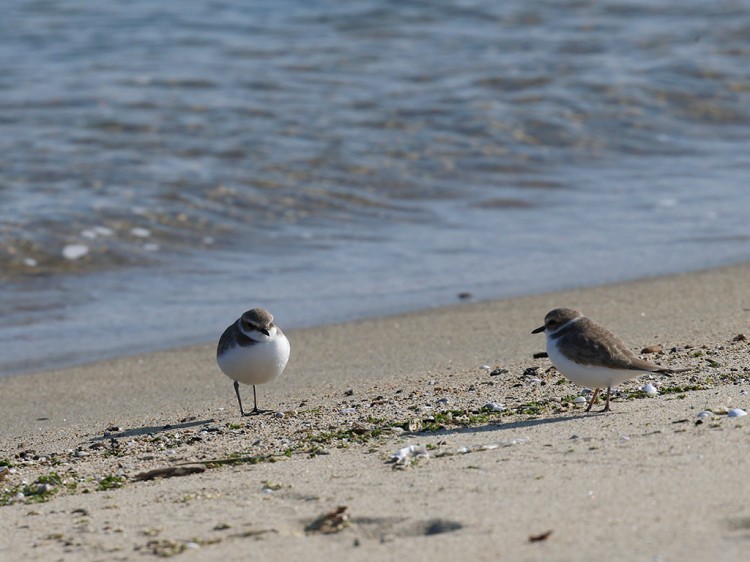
[274,411,285,418]
[696,411,713,419]
[727,408,747,418]
[62,244,89,260]
[573,396,587,405]
[74,450,90,458]
[436,398,449,405]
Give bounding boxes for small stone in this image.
[727,408,747,418]
[641,344,663,354]
[572,396,587,405]
[733,334,747,342]
[75,450,90,458]
[490,368,509,377]
[274,411,285,418]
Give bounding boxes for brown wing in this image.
[558,318,669,373]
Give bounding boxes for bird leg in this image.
[248,385,274,415]
[601,387,612,412]
[234,380,247,416]
[586,388,601,412]
[233,382,272,416]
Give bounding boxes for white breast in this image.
[218,332,290,386]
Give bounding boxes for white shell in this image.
[573,396,587,405]
[529,378,542,384]
[390,444,429,467]
[484,402,505,412]
[727,408,747,418]
[130,227,151,238]
[62,244,89,260]
[696,411,713,419]
[641,383,658,397]
[94,226,114,236]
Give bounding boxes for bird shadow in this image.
[411,412,597,439]
[89,419,215,442]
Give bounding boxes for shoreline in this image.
[2,262,750,561]
[5,256,750,379]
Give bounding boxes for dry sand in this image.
[2,263,750,561]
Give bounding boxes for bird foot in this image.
[242,408,273,417]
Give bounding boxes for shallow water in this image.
[2,0,750,375]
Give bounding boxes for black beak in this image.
[531,325,545,334]
[261,328,271,336]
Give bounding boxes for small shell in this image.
[483,402,505,412]
[529,378,542,384]
[727,408,747,418]
[130,227,151,238]
[390,444,429,467]
[696,411,713,419]
[62,244,89,260]
[573,396,587,405]
[641,383,658,397]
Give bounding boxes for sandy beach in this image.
[2,263,750,561]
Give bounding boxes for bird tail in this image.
[656,367,691,376]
